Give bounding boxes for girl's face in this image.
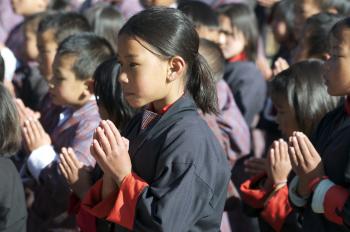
[271,16,287,43]
[272,95,299,137]
[117,34,170,110]
[218,15,246,59]
[324,28,350,96]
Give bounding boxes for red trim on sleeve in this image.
[261,186,293,232]
[324,185,350,225]
[240,173,269,208]
[82,173,148,230]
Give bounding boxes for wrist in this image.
[308,176,328,193]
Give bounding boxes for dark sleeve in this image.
[82,126,229,231]
[224,62,267,126]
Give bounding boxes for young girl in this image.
[217,3,267,127]
[240,59,340,232]
[0,83,26,231]
[287,17,350,232]
[80,7,230,232]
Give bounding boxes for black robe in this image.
[85,95,231,232]
[299,105,350,232]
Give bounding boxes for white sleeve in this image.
[27,144,58,181]
[0,46,17,81]
[289,176,309,207]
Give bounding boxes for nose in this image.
[118,71,128,84]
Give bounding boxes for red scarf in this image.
[228,52,248,63]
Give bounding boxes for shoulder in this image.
[224,61,264,83]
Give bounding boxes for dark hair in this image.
[48,0,69,10]
[199,39,225,82]
[119,7,218,114]
[178,1,219,29]
[56,33,114,80]
[0,54,4,83]
[38,12,91,45]
[24,12,49,34]
[93,58,134,129]
[329,17,350,42]
[0,84,21,156]
[318,0,350,15]
[84,3,124,53]
[270,59,340,136]
[303,13,344,59]
[217,3,258,61]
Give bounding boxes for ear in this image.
[84,79,94,95]
[167,56,186,82]
[322,53,331,61]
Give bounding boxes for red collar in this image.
[149,102,174,115]
[228,52,248,63]
[345,96,350,116]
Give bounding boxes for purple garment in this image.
[0,0,23,43]
[216,79,251,164]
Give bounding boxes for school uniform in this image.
[287,96,350,232]
[26,100,100,232]
[81,95,231,232]
[224,61,267,127]
[0,157,27,232]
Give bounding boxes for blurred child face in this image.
[37,29,58,82]
[50,54,89,107]
[117,34,171,109]
[196,26,220,43]
[272,95,299,137]
[324,28,350,96]
[294,0,321,38]
[218,15,245,59]
[24,25,39,61]
[11,0,48,16]
[271,16,287,43]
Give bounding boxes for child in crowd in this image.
[0,83,27,232]
[84,3,125,53]
[294,0,350,39]
[80,7,230,232]
[217,3,267,127]
[178,0,220,43]
[241,59,340,232]
[22,33,114,231]
[293,12,344,62]
[287,17,350,232]
[7,0,69,62]
[13,12,49,111]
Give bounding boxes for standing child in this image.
[0,83,26,232]
[81,7,231,232]
[287,17,350,232]
[22,33,114,231]
[217,3,267,127]
[241,59,340,232]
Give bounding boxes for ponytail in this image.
[187,53,218,114]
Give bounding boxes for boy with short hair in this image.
[23,33,114,231]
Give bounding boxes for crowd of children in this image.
[2,0,350,232]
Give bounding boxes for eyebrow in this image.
[118,54,139,59]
